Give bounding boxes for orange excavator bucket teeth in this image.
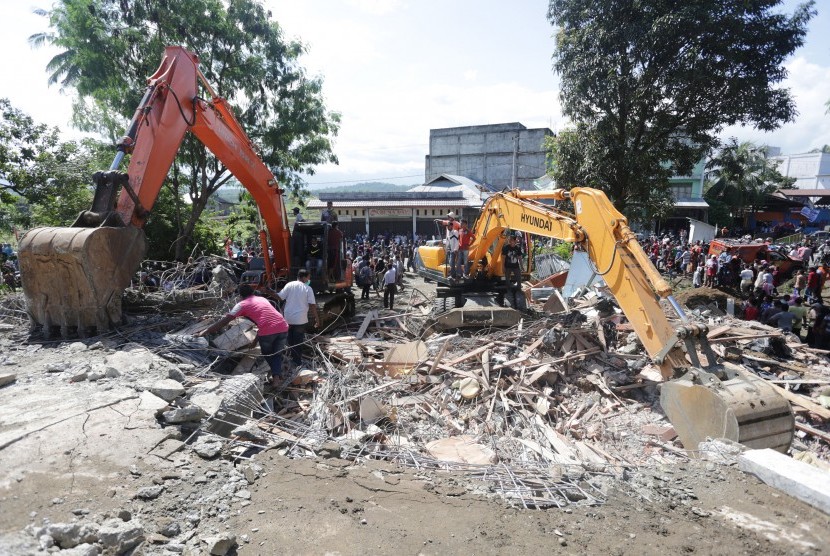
[18,227,147,337]
[660,368,794,454]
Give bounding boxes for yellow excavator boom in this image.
[417,187,794,453]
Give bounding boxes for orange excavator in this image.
[18,46,353,337]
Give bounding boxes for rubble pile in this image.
[1,266,830,552]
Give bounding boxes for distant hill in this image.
[313,182,416,194]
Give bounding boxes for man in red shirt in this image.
[456,219,473,278]
[197,284,289,386]
[807,267,820,303]
[327,222,344,281]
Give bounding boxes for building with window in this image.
[306,174,489,239]
[425,123,553,190]
[771,150,830,190]
[663,159,709,231]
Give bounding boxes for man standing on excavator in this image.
[436,212,461,279]
[501,233,524,308]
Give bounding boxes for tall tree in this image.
[704,139,794,226]
[546,0,815,219]
[0,98,107,231]
[31,0,340,260]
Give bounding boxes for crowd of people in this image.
[636,231,830,348]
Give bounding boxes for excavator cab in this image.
[288,221,355,330]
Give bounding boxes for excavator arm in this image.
[464,188,688,374]
[418,187,794,453]
[18,47,291,335]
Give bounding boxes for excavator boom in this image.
[18,47,291,336]
[417,188,793,453]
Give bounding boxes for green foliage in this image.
[144,186,223,260]
[704,139,795,225]
[533,240,573,262]
[552,242,573,262]
[546,0,815,218]
[0,98,108,231]
[32,0,340,260]
[223,190,260,248]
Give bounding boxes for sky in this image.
[0,0,828,189]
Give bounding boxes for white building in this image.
[771,151,830,190]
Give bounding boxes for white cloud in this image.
[719,56,830,154]
[463,69,478,81]
[344,0,406,16]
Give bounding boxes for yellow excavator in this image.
[416,188,794,454]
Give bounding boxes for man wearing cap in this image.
[456,219,473,278]
[436,212,461,279]
[321,201,338,223]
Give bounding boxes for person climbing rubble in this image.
[196,284,289,387]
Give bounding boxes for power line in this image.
[305,174,423,185]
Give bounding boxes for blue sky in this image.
[0,0,828,188]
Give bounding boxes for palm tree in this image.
[704,139,788,227]
[28,7,82,91]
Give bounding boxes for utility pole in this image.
[511,135,518,189]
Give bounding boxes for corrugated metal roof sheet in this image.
[306,199,482,209]
[674,200,709,208]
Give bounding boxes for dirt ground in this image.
[0,274,828,555]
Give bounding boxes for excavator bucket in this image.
[660,368,794,454]
[18,227,147,337]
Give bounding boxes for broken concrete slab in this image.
[162,405,207,424]
[203,374,263,437]
[193,436,224,459]
[203,533,236,556]
[0,372,16,388]
[738,448,830,515]
[190,392,223,415]
[212,321,257,351]
[97,518,145,553]
[104,346,155,375]
[425,436,498,465]
[149,379,185,402]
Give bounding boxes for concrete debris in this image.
[203,533,237,556]
[134,485,165,500]
[149,378,186,402]
[698,438,747,466]
[1,261,829,549]
[739,448,830,515]
[193,436,224,459]
[96,519,145,553]
[163,404,208,423]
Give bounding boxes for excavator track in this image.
[660,368,794,453]
[18,227,147,337]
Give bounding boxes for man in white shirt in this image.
[383,262,397,310]
[277,269,320,367]
[739,264,755,294]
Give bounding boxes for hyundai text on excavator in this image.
[17,46,353,337]
[415,188,794,454]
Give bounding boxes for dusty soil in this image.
[0,275,828,555]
